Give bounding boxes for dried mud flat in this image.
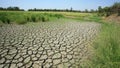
[0,22,100,68]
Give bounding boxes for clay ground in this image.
[0,21,100,68]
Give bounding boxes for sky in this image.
[0,0,120,11]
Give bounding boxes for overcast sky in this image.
[0,0,120,10]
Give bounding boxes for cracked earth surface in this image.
[0,22,100,68]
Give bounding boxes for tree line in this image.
[0,6,97,13]
[98,2,120,16]
[28,8,97,13]
[0,7,24,11]
[0,2,120,16]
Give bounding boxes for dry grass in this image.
[104,14,120,24]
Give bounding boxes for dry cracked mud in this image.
[0,22,100,68]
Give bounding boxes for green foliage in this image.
[41,16,49,22]
[0,6,24,11]
[15,16,27,24]
[0,11,64,24]
[98,2,120,16]
[54,14,63,19]
[91,23,120,68]
[31,15,36,22]
[0,14,10,24]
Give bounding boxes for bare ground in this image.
[0,22,100,68]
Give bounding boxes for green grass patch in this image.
[0,11,64,24]
[90,23,120,68]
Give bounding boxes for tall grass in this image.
[0,11,64,24]
[91,23,120,68]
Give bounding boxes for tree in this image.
[85,9,88,13]
[14,7,20,10]
[103,7,111,16]
[0,7,4,10]
[98,2,120,16]
[98,6,102,13]
[90,9,94,13]
[7,6,20,11]
[7,7,13,10]
[70,7,73,11]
